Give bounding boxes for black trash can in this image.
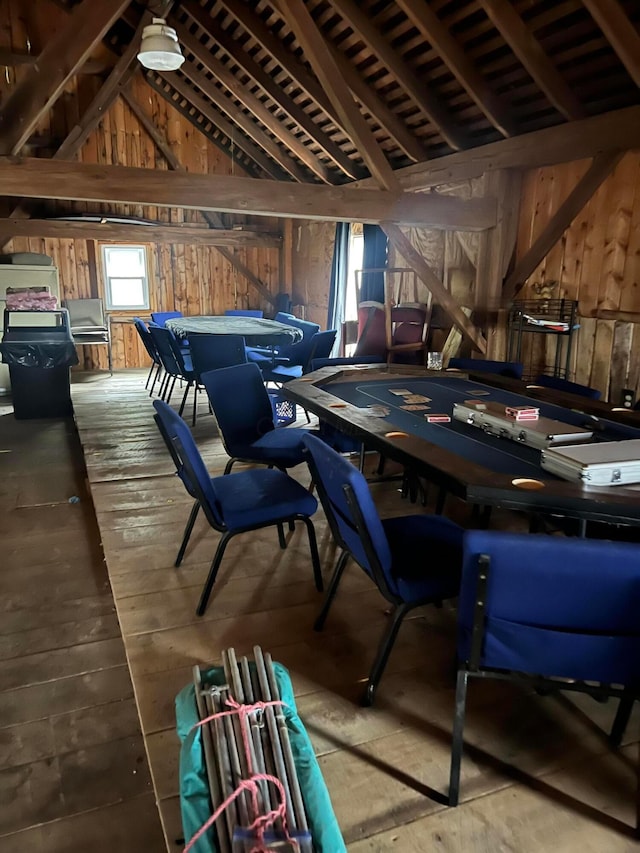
[1,308,79,419]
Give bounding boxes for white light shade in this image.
[137,18,185,71]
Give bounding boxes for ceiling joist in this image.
[393,0,516,138]
[479,0,586,122]
[582,0,640,89]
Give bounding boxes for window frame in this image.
[101,244,150,312]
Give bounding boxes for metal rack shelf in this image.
[507,299,579,381]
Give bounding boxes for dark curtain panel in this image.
[327,222,350,339]
[360,224,388,303]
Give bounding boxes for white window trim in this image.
[101,244,150,311]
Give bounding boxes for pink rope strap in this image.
[184,696,299,853]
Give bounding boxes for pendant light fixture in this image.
[137,17,185,71]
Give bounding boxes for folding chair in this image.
[303,433,463,706]
[449,530,640,813]
[200,362,318,474]
[133,317,162,395]
[224,309,264,318]
[153,400,322,615]
[63,298,112,373]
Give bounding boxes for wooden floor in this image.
[5,368,639,852]
[0,389,165,851]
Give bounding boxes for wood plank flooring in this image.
[14,369,640,852]
[0,391,165,852]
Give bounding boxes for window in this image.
[101,245,149,310]
[344,230,364,323]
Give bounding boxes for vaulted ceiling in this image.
[50,0,640,186]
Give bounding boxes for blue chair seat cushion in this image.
[212,468,317,530]
[382,514,463,601]
[262,364,303,383]
[239,427,320,467]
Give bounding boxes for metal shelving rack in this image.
[507,299,579,381]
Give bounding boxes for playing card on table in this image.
[361,405,389,417]
[402,394,431,403]
[401,404,430,411]
[389,388,412,396]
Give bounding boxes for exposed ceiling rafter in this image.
[582,0,640,89]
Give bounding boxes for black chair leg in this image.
[166,375,177,405]
[435,486,447,515]
[175,501,200,567]
[160,371,170,401]
[314,551,349,630]
[149,364,162,397]
[277,522,287,550]
[179,382,191,418]
[362,602,411,707]
[197,531,234,616]
[192,384,198,426]
[610,688,636,747]
[448,668,469,806]
[301,516,323,592]
[288,520,295,532]
[145,362,154,390]
[224,458,238,475]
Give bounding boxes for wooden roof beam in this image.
[330,0,466,151]
[179,0,364,180]
[175,23,331,183]
[479,0,586,122]
[0,218,280,247]
[0,0,132,155]
[582,0,640,88]
[502,151,623,304]
[0,157,497,230]
[176,60,311,183]
[354,106,640,191]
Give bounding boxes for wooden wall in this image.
[289,220,335,329]
[515,151,640,403]
[1,2,282,370]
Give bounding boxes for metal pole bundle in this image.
[192,646,313,853]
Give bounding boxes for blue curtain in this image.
[360,224,388,303]
[327,222,350,338]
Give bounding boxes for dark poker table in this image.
[284,365,640,527]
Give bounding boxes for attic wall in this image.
[515,151,640,403]
[289,220,334,329]
[0,3,282,370]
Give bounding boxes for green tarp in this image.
[176,662,346,853]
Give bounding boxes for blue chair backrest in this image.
[200,363,275,453]
[224,309,264,318]
[153,400,224,527]
[148,325,183,376]
[458,530,640,684]
[133,317,158,362]
[302,433,395,595]
[277,318,321,364]
[535,374,601,400]
[151,311,183,327]
[448,357,524,379]
[189,334,247,375]
[306,330,337,369]
[274,311,296,324]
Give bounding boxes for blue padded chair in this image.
[303,433,463,706]
[201,362,318,474]
[247,317,321,368]
[188,334,247,376]
[151,311,182,326]
[153,399,322,616]
[534,374,601,400]
[133,317,163,395]
[261,330,337,385]
[224,309,264,318]
[447,357,524,380]
[148,325,195,403]
[448,530,640,808]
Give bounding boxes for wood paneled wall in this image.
[0,2,282,369]
[515,151,640,403]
